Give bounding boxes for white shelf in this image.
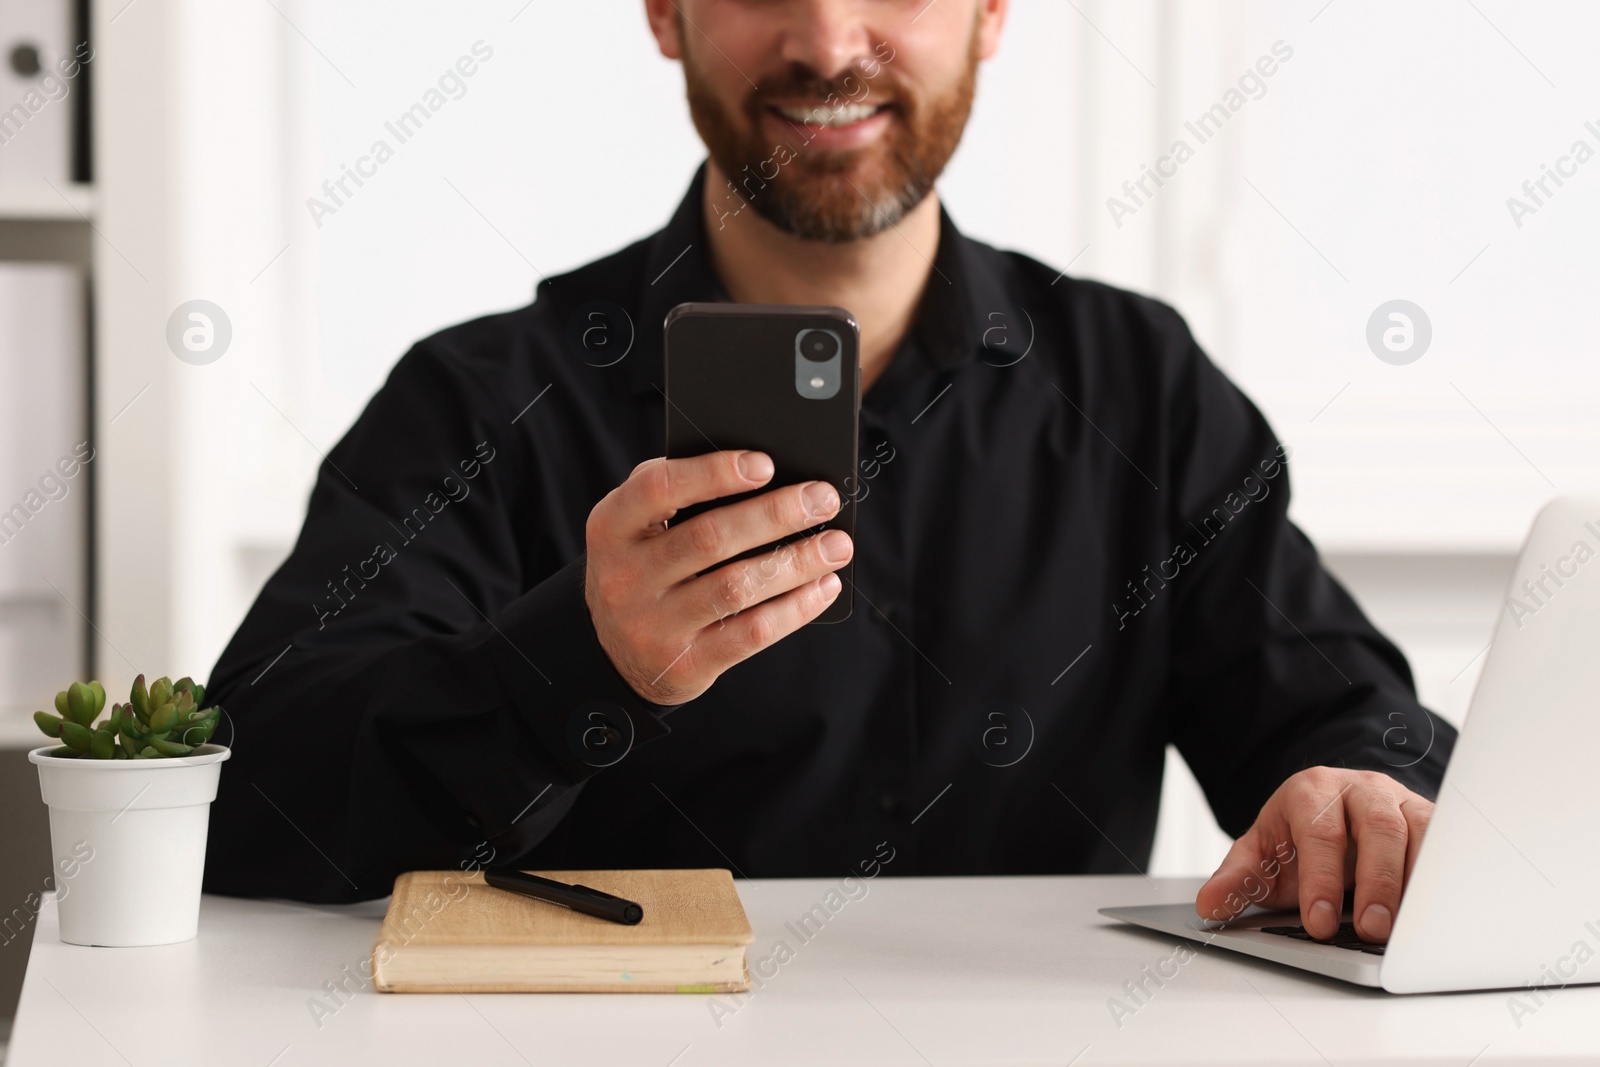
[0,183,95,222]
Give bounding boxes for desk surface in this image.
[10,874,1598,1065]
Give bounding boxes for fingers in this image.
[1195,826,1297,924]
[1346,781,1409,942]
[677,527,854,627]
[651,479,841,584]
[600,451,776,539]
[1195,767,1436,946]
[1285,773,1352,941]
[667,574,844,685]
[583,451,851,705]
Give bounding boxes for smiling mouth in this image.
[766,102,893,128]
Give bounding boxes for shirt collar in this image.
[631,159,1014,395]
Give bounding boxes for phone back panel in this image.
[663,303,859,623]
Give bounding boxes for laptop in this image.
[1101,495,1600,994]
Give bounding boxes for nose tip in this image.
[778,8,877,83]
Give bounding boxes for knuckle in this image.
[1298,816,1347,850]
[1359,868,1404,900]
[594,564,637,608]
[772,487,807,530]
[636,458,673,511]
[584,501,609,544]
[1358,803,1409,844]
[770,542,803,579]
[748,546,782,584]
[1284,775,1324,810]
[1400,796,1433,829]
[1299,766,1340,792]
[714,572,748,614]
[1294,769,1347,808]
[687,515,728,560]
[729,612,773,658]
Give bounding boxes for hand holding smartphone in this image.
[579,303,860,705]
[662,303,860,623]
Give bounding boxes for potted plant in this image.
[28,675,230,947]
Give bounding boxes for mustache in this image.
[748,64,903,111]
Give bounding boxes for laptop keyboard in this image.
[1258,922,1386,955]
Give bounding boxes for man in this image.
[203,0,1453,948]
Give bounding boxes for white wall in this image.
[150,0,1599,873]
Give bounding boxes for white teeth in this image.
[775,103,883,127]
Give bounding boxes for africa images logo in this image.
[1503,517,1600,629]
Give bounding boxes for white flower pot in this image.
[29,743,231,947]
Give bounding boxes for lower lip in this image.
[762,106,893,150]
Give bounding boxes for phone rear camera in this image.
[795,328,843,400]
[799,329,840,362]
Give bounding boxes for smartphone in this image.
[663,302,860,624]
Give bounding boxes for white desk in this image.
[10,875,1599,1065]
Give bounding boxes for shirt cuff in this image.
[485,554,676,784]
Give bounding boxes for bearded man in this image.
[204,0,1453,950]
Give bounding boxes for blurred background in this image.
[2,0,1597,1046]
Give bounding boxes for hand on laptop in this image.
[585,450,853,704]
[1194,768,1434,943]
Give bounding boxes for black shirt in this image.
[202,161,1454,902]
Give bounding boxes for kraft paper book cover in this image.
[373,868,753,993]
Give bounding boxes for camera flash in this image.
[810,376,825,389]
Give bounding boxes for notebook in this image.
[372,868,754,993]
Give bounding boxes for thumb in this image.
[1195,821,1299,923]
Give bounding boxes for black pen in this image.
[484,867,644,925]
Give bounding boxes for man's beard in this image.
[681,24,980,243]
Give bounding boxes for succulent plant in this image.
[34,676,222,759]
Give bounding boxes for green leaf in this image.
[149,677,173,709]
[89,729,114,759]
[59,721,93,752]
[130,675,150,720]
[145,737,194,757]
[33,711,62,738]
[137,745,160,758]
[89,680,106,715]
[119,730,140,758]
[180,713,218,746]
[67,682,95,726]
[150,702,178,734]
[54,690,69,716]
[174,677,209,712]
[121,714,149,742]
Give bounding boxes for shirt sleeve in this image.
[1158,325,1457,838]
[200,339,673,903]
